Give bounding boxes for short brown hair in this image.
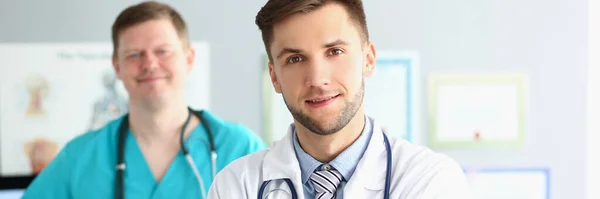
[255,0,369,61]
[111,1,189,57]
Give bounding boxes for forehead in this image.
[118,19,182,49]
[270,3,362,52]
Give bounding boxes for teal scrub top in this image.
[21,110,267,199]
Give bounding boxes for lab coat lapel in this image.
[344,120,388,196]
[261,125,305,198]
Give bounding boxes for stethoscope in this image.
[257,132,393,199]
[114,107,216,199]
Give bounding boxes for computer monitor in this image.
[0,175,34,198]
[0,189,25,199]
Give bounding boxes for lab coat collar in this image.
[345,119,388,191]
[262,124,303,182]
[262,118,388,193]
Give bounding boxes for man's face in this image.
[112,19,194,102]
[268,3,376,135]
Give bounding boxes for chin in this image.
[303,105,341,116]
[141,83,170,92]
[131,89,167,100]
[304,111,343,125]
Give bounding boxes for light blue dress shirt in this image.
[292,115,374,199]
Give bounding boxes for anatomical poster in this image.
[0,42,210,176]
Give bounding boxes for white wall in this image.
[0,0,589,198]
[587,0,600,198]
[366,1,588,198]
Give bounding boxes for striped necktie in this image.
[310,165,344,199]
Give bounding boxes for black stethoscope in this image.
[257,132,393,199]
[114,107,216,199]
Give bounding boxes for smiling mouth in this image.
[136,76,164,83]
[306,95,338,103]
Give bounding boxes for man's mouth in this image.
[306,95,339,103]
[137,76,165,83]
[305,94,340,108]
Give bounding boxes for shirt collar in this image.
[292,115,374,184]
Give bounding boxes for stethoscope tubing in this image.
[257,132,392,199]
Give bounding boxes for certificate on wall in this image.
[0,42,210,176]
[428,74,527,148]
[465,168,550,199]
[363,51,420,143]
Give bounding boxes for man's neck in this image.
[295,109,366,163]
[128,97,196,146]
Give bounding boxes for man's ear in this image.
[112,56,121,79]
[186,47,196,73]
[363,42,377,77]
[269,60,282,93]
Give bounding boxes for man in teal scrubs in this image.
[21,1,266,198]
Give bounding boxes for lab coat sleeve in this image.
[206,176,222,199]
[410,158,472,199]
[21,141,74,199]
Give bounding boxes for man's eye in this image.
[128,52,140,58]
[287,56,303,64]
[328,49,344,56]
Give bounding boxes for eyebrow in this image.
[120,48,137,54]
[275,48,302,59]
[274,39,350,59]
[323,39,349,48]
[120,43,175,54]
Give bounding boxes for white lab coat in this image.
[208,119,471,199]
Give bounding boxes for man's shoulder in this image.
[209,149,269,196]
[64,116,123,153]
[389,138,470,197]
[219,148,269,176]
[390,138,458,166]
[199,109,266,149]
[21,117,126,199]
[389,137,465,180]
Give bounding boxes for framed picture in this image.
[464,167,550,199]
[428,74,528,148]
[363,51,420,143]
[0,42,210,188]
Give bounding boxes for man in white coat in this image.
[208,0,471,198]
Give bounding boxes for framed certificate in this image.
[428,74,528,148]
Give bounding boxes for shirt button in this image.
[323,164,331,171]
